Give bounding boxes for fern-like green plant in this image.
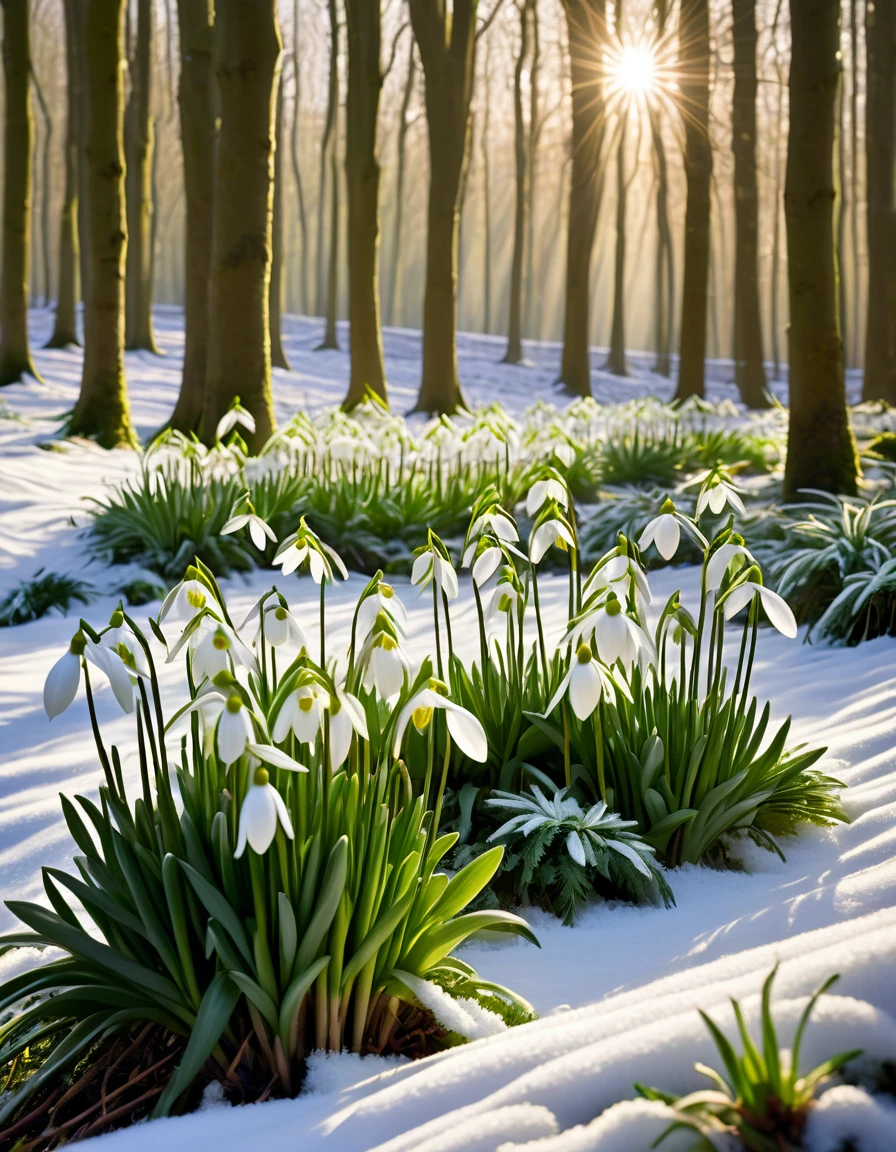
[0,570,93,626]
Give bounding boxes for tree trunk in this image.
[0,0,38,386]
[558,0,607,397]
[269,83,289,369]
[408,0,479,414]
[289,0,309,316]
[503,0,533,365]
[481,56,492,335]
[606,109,629,375]
[125,0,159,352]
[315,0,339,349]
[202,0,281,452]
[30,63,51,309]
[343,0,387,406]
[524,0,540,339]
[849,0,860,370]
[674,0,712,400]
[68,0,135,447]
[731,0,768,407]
[783,0,857,499]
[862,0,896,402]
[649,104,674,377]
[386,44,416,326]
[168,0,215,435]
[47,0,80,349]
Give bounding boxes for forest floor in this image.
[0,309,893,1150]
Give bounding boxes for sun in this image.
[615,44,657,94]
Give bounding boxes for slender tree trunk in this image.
[524,0,540,339]
[30,63,51,309]
[0,0,38,385]
[731,0,768,406]
[47,0,80,348]
[836,48,848,365]
[503,0,533,365]
[315,0,340,348]
[68,0,135,446]
[387,44,416,326]
[606,109,629,375]
[769,0,784,382]
[674,0,712,400]
[849,0,860,370]
[481,58,492,335]
[649,103,674,376]
[558,0,607,397]
[862,0,896,402]
[408,0,480,414]
[343,0,387,405]
[202,0,281,452]
[124,0,158,352]
[290,0,309,315]
[269,83,289,369]
[783,0,857,498]
[168,0,215,434]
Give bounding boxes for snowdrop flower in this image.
[44,632,136,720]
[706,540,755,591]
[411,537,459,601]
[468,504,518,543]
[159,568,218,625]
[526,476,569,518]
[692,469,746,517]
[484,572,523,629]
[273,521,348,584]
[393,682,488,762]
[462,539,503,587]
[529,512,576,564]
[221,493,277,551]
[638,499,681,561]
[234,767,295,858]
[328,689,369,770]
[355,580,407,641]
[546,642,624,720]
[272,682,324,745]
[101,611,149,680]
[191,622,255,682]
[364,626,411,698]
[216,398,256,442]
[583,552,651,608]
[262,604,307,648]
[216,694,255,765]
[566,592,654,668]
[721,578,798,638]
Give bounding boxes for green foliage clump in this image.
[0,569,92,626]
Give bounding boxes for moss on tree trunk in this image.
[168,0,215,435]
[67,0,136,448]
[558,0,607,398]
[0,0,38,386]
[46,0,80,350]
[783,0,858,499]
[342,0,387,407]
[202,0,280,453]
[674,0,712,401]
[731,0,769,408]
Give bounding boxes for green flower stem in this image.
[432,584,444,681]
[82,660,115,793]
[473,580,488,672]
[561,700,571,790]
[530,562,549,682]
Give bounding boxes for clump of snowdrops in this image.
[637,965,864,1151]
[446,466,845,917]
[0,527,539,1124]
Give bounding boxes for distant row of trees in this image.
[0,0,880,500]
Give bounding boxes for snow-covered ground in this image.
[0,309,893,1150]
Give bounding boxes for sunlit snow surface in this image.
[0,309,892,1150]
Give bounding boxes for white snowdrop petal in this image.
[758,586,798,638]
[411,552,432,587]
[442,701,489,762]
[655,515,680,561]
[44,651,81,721]
[569,661,602,721]
[723,582,756,620]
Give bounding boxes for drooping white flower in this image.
[706,541,755,591]
[468,506,518,543]
[101,614,150,680]
[393,684,488,762]
[484,580,522,630]
[526,477,569,518]
[355,581,407,641]
[216,694,255,765]
[191,622,255,683]
[272,684,324,745]
[216,401,256,443]
[328,689,369,771]
[44,632,137,720]
[221,507,277,551]
[566,593,654,668]
[365,634,410,698]
[234,767,295,857]
[529,517,576,564]
[546,642,624,720]
[693,470,746,518]
[583,553,652,607]
[638,500,681,561]
[722,580,798,638]
[159,573,217,625]
[262,604,308,648]
[411,544,459,601]
[273,525,348,584]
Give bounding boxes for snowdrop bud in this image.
[213,669,238,689]
[109,610,124,629]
